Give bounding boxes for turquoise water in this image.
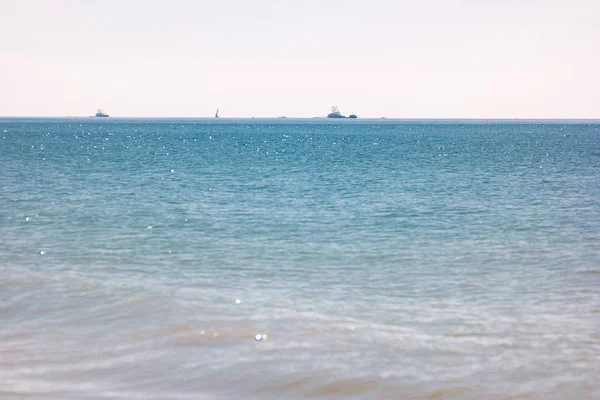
[1,118,599,399]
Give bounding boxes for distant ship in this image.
[327,106,357,119]
[327,106,345,118]
[95,109,109,117]
[215,109,219,118]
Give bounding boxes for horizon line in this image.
[1,116,599,121]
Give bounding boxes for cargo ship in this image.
[95,109,109,117]
[327,106,357,119]
[327,106,345,118]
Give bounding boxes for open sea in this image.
[0,118,599,399]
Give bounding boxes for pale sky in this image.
[1,0,599,118]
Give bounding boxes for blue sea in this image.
[1,118,599,399]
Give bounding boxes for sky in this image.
[1,0,599,118]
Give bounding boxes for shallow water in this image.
[1,119,599,399]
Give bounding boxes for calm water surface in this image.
[1,119,599,399]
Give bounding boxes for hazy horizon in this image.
[2,0,599,118]
[2,116,600,122]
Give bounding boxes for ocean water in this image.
[0,118,599,399]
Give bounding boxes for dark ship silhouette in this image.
[327,106,357,119]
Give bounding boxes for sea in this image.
[0,118,599,399]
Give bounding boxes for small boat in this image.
[348,113,357,119]
[95,109,109,117]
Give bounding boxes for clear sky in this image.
[1,0,599,118]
